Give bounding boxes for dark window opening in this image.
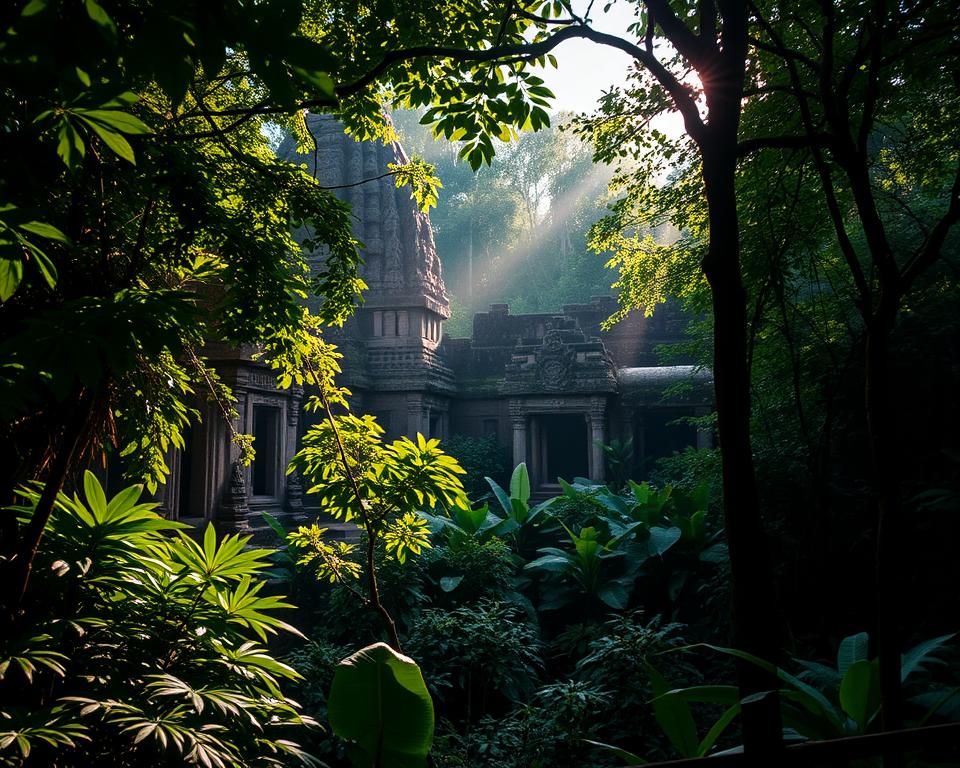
[177,424,194,518]
[641,411,697,473]
[429,412,442,439]
[542,414,588,483]
[252,406,280,497]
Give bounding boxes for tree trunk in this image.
[700,110,785,757]
[865,306,904,764]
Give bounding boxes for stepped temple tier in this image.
[155,115,713,530]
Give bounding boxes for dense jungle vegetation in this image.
[1,0,958,766]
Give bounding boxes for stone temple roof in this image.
[277,114,448,317]
[617,365,713,405]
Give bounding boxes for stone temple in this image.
[156,115,712,529]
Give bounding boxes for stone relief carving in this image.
[218,461,250,530]
[536,329,574,391]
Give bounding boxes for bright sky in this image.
[533,3,686,138]
[536,2,638,115]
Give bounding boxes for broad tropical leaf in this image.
[327,643,434,768]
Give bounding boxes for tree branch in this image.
[900,156,960,290]
[737,133,832,158]
[749,1,872,311]
[644,0,712,67]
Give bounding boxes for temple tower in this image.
[277,114,455,441]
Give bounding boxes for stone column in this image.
[529,417,542,487]
[285,386,304,514]
[695,407,713,449]
[406,394,426,438]
[509,400,527,470]
[588,398,607,482]
[621,406,637,479]
[218,461,251,532]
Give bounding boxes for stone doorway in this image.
[538,414,588,484]
[251,405,281,497]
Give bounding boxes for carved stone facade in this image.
[157,117,713,529]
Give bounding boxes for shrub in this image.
[575,613,693,760]
[431,682,614,768]
[0,473,316,767]
[406,599,542,715]
[442,434,509,499]
[424,535,518,604]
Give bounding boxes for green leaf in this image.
[0,258,24,302]
[56,120,85,169]
[648,526,682,556]
[901,633,955,683]
[20,0,48,17]
[327,643,434,768]
[582,739,647,764]
[78,109,152,135]
[695,643,842,731]
[647,662,699,758]
[698,702,741,756]
[84,0,116,35]
[19,221,68,242]
[509,462,530,505]
[82,470,108,515]
[292,67,335,97]
[597,579,631,609]
[485,476,513,517]
[261,511,288,541]
[837,632,869,677]
[439,575,464,592]
[839,659,880,731]
[79,118,136,164]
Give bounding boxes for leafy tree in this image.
[1,472,313,766]
[745,1,960,736]
[288,402,471,650]
[0,0,566,623]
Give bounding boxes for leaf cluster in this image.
[0,472,314,766]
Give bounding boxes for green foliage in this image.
[541,477,724,621]
[292,421,469,526]
[0,0,381,494]
[1,472,314,766]
[327,642,435,768]
[407,599,542,708]
[525,524,636,611]
[484,463,556,541]
[656,631,957,753]
[575,614,693,761]
[441,434,509,499]
[423,534,517,604]
[289,417,470,628]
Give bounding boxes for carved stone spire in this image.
[276,114,449,317]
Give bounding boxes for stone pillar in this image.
[634,413,646,478]
[218,461,251,532]
[285,386,304,514]
[621,406,637,480]
[529,417,542,487]
[407,394,426,438]
[695,407,713,449]
[588,398,607,482]
[509,400,527,470]
[158,446,182,519]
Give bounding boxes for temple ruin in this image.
[157,115,712,529]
